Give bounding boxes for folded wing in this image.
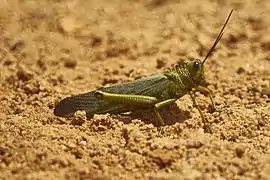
[54,74,170,117]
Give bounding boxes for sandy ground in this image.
[0,0,270,179]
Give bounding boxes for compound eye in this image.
[193,61,200,70]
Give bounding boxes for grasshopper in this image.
[54,10,233,128]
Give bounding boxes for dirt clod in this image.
[64,58,77,69]
[156,56,168,69]
[261,87,270,97]
[235,145,247,158]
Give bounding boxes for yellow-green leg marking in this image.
[189,92,207,124]
[153,99,176,126]
[94,90,158,106]
[95,90,176,126]
[189,91,212,133]
[196,85,216,111]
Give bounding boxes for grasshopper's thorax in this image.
[164,59,205,96]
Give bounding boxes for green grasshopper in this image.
[54,10,233,128]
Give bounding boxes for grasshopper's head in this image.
[187,59,205,85]
[187,9,233,86]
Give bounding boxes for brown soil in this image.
[0,0,270,179]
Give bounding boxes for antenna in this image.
[202,9,233,64]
